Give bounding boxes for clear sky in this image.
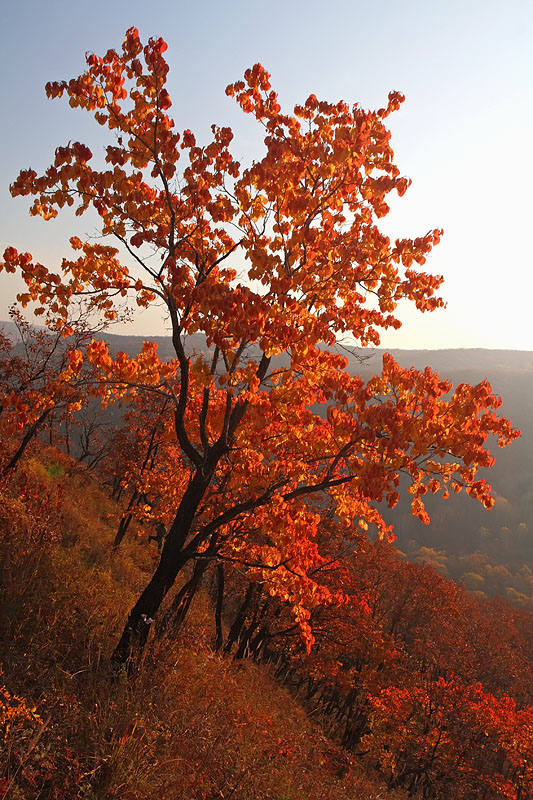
[1,0,532,349]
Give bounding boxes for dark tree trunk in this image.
[166,557,209,631]
[234,596,269,659]
[64,418,71,456]
[223,582,258,656]
[112,489,140,549]
[214,563,225,651]
[110,346,269,670]
[2,409,51,477]
[113,512,134,549]
[111,470,212,667]
[111,550,189,668]
[248,624,270,659]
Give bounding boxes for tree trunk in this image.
[214,563,225,651]
[234,596,269,659]
[165,557,209,632]
[111,470,212,667]
[2,409,51,477]
[113,512,134,549]
[223,582,258,656]
[112,489,140,549]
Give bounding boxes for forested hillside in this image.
[1,443,532,799]
[1,323,532,798]
[359,350,533,603]
[9,316,529,603]
[1,27,532,799]
[4,316,531,601]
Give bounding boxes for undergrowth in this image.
[0,446,401,799]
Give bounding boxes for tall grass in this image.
[0,446,399,799]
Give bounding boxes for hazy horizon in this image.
[2,316,533,356]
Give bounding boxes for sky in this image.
[1,0,532,350]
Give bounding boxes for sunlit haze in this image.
[1,0,532,349]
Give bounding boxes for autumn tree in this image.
[106,394,176,548]
[0,307,100,477]
[1,28,519,665]
[253,537,533,798]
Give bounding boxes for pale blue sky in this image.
[1,0,532,349]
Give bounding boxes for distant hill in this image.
[91,334,532,584]
[3,318,532,375]
[0,319,25,342]
[2,320,532,584]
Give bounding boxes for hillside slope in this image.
[0,446,401,800]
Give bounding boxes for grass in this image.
[0,446,403,799]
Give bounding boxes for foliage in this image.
[0,448,401,800]
[0,307,103,477]
[1,28,519,662]
[239,537,533,799]
[0,26,528,800]
[0,447,530,799]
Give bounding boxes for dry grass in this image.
[0,446,402,799]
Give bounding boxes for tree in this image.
[265,538,533,798]
[0,307,98,477]
[1,28,519,665]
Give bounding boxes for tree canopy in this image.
[0,28,519,663]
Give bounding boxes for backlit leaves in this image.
[1,28,520,651]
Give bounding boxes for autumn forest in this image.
[1,28,531,800]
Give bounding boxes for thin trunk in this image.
[214,563,225,651]
[248,624,270,658]
[113,512,134,549]
[234,597,269,659]
[166,557,209,632]
[223,582,257,656]
[111,470,212,667]
[111,475,123,500]
[2,409,51,477]
[64,418,71,456]
[112,489,140,548]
